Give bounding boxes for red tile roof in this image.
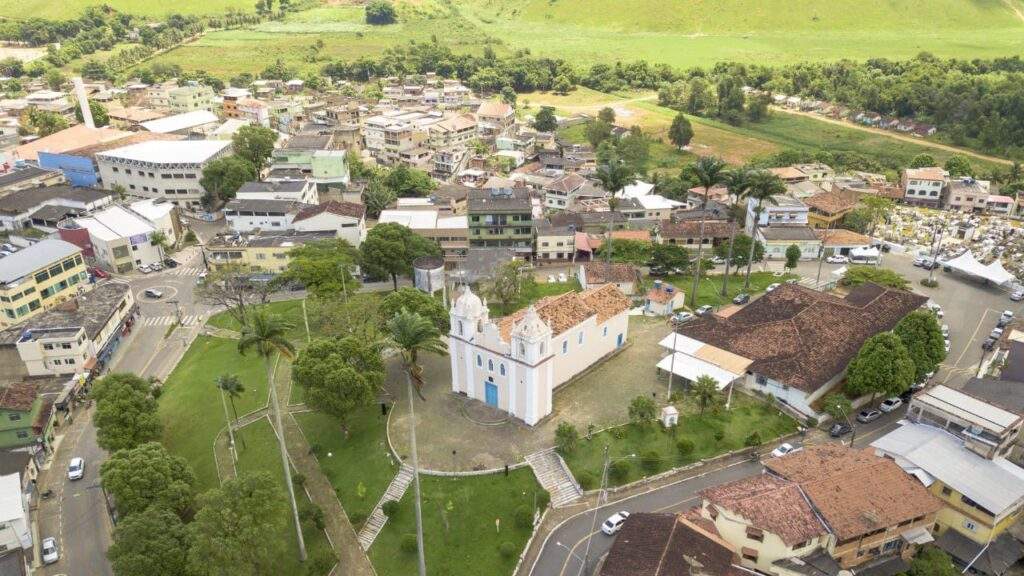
[600,513,745,576]
[498,284,629,341]
[0,383,38,412]
[659,220,735,240]
[582,262,637,284]
[293,200,365,222]
[701,474,827,546]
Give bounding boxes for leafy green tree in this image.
[199,156,257,207]
[232,125,278,172]
[741,170,784,289]
[292,337,383,433]
[383,165,436,198]
[715,233,763,270]
[596,157,637,262]
[555,422,579,454]
[944,154,974,177]
[365,0,397,24]
[906,546,959,576]
[821,393,852,422]
[486,259,535,314]
[668,112,694,148]
[692,375,720,415]
[860,196,894,235]
[595,239,651,265]
[841,265,909,290]
[108,507,190,576]
[585,119,613,148]
[362,178,397,218]
[846,332,915,402]
[650,243,689,273]
[282,238,360,299]
[719,169,751,295]
[26,108,67,136]
[842,207,873,233]
[237,312,305,561]
[552,75,573,95]
[380,287,450,332]
[360,223,441,290]
[894,310,946,382]
[533,106,557,132]
[598,107,616,123]
[613,128,651,175]
[909,153,937,168]
[628,395,657,426]
[75,100,108,127]
[91,373,161,453]
[745,93,770,121]
[784,244,801,270]
[44,68,65,91]
[501,86,517,107]
[149,230,169,263]
[187,472,288,576]
[100,442,195,519]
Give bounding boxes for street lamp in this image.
[833,402,858,448]
[555,541,586,572]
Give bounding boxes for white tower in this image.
[510,305,551,364]
[510,306,553,425]
[449,285,485,395]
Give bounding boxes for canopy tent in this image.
[656,353,742,390]
[850,246,880,261]
[942,252,1016,286]
[657,333,750,390]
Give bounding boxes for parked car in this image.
[732,293,750,305]
[857,409,882,423]
[983,336,998,351]
[770,443,800,457]
[150,262,163,271]
[695,305,714,316]
[196,271,208,285]
[879,397,904,413]
[786,278,800,285]
[89,267,109,279]
[1011,289,1024,302]
[67,457,84,481]
[601,511,631,535]
[944,339,951,353]
[829,423,852,437]
[547,275,556,283]
[927,303,944,318]
[766,283,781,292]
[913,256,926,267]
[991,327,1005,340]
[41,537,58,564]
[139,265,152,274]
[164,259,179,268]
[999,310,1014,327]
[922,260,939,270]
[649,268,668,277]
[672,312,696,324]
[144,289,163,299]
[826,255,849,264]
[941,324,950,338]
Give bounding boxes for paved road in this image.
[530,409,904,576]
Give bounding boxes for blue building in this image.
[37,152,100,188]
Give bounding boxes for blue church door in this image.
[485,382,498,407]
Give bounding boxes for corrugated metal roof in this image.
[915,384,1020,433]
[0,239,80,285]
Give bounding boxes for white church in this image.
[448,284,631,425]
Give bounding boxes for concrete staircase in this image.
[358,464,415,550]
[526,449,583,508]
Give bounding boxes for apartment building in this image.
[745,194,809,233]
[236,180,319,205]
[467,188,534,257]
[95,140,232,209]
[428,114,477,150]
[0,186,114,231]
[224,199,307,233]
[944,176,991,213]
[64,205,162,273]
[0,240,89,328]
[204,230,337,274]
[166,84,215,113]
[902,167,948,208]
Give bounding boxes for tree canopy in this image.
[292,336,383,431]
[379,287,449,332]
[894,310,946,382]
[91,373,162,453]
[841,265,909,290]
[359,223,441,290]
[846,332,915,401]
[668,112,694,148]
[906,547,959,576]
[785,244,801,269]
[715,234,763,269]
[282,238,360,299]
[231,125,277,172]
[199,156,257,208]
[383,165,436,198]
[650,243,689,272]
[100,442,195,519]
[75,100,109,127]
[485,259,535,314]
[108,506,190,576]
[365,0,397,24]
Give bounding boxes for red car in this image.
[88,267,109,279]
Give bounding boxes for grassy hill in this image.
[0,0,254,19]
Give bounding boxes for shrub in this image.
[920,278,939,288]
[536,489,551,509]
[745,431,762,447]
[381,499,400,518]
[609,460,630,482]
[611,427,627,440]
[555,421,579,454]
[184,230,197,243]
[805,417,818,428]
[348,511,367,528]
[499,541,517,558]
[306,550,336,576]
[400,533,418,554]
[713,430,725,442]
[676,438,694,457]
[641,450,661,473]
[514,505,534,529]
[299,502,325,531]
[150,385,162,399]
[292,472,306,488]
[577,471,596,490]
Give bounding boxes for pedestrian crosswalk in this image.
[165,267,205,277]
[139,314,205,327]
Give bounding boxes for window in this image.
[741,548,758,563]
[61,343,71,350]
[746,527,764,542]
[603,326,608,337]
[793,540,810,550]
[476,355,482,367]
[8,414,20,421]
[500,364,506,376]
[941,486,952,497]
[43,344,54,351]
[707,506,718,519]
[518,342,525,356]
[488,359,494,372]
[882,539,901,553]
[577,332,583,345]
[458,321,464,336]
[562,341,568,354]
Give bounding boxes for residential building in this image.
[224,198,307,233]
[659,220,735,248]
[476,100,515,137]
[139,110,220,135]
[535,220,576,262]
[204,230,338,274]
[577,262,637,295]
[292,201,366,248]
[0,240,89,328]
[872,422,1024,571]
[64,205,162,273]
[670,283,926,417]
[0,384,45,448]
[448,284,630,425]
[0,282,136,379]
[0,471,32,571]
[166,84,215,113]
[793,163,835,186]
[768,166,809,184]
[543,173,588,210]
[105,105,166,129]
[25,89,70,114]
[645,280,685,316]
[236,180,318,205]
[756,225,821,261]
[816,228,873,257]
[746,195,808,234]
[0,166,65,196]
[987,194,1015,215]
[467,188,534,257]
[764,444,942,569]
[906,384,1022,460]
[619,195,685,221]
[803,190,858,229]
[428,114,477,150]
[234,98,271,126]
[268,148,349,191]
[944,176,991,212]
[377,209,467,267]
[0,186,113,231]
[129,198,182,246]
[95,140,233,209]
[599,512,747,576]
[901,167,948,208]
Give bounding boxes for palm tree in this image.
[596,159,636,264]
[216,374,247,449]
[1009,161,1022,184]
[237,310,306,562]
[387,309,449,576]
[692,375,719,415]
[150,230,169,264]
[719,168,751,296]
[741,170,784,290]
[688,156,728,307]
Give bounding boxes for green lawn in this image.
[159,335,269,490]
[294,408,397,525]
[662,271,795,309]
[234,418,335,574]
[0,0,252,18]
[562,393,797,487]
[207,299,309,342]
[368,469,544,576]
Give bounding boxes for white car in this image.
[771,443,800,458]
[1011,289,1024,302]
[139,265,152,274]
[766,283,781,292]
[927,303,944,318]
[695,305,714,316]
[672,312,696,323]
[150,262,163,271]
[144,288,163,299]
[601,511,631,535]
[913,256,926,267]
[826,255,849,264]
[941,324,950,338]
[41,537,58,564]
[992,327,1005,340]
[547,274,556,283]
[944,339,951,353]
[67,457,84,481]
[879,397,903,413]
[999,310,1014,327]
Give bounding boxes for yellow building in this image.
[0,239,90,328]
[204,230,338,274]
[803,190,859,229]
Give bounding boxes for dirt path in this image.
[772,107,1013,166]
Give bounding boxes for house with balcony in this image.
[0,240,90,329]
[906,384,1021,460]
[745,194,808,234]
[467,188,534,258]
[803,189,858,229]
[944,177,991,213]
[901,167,948,208]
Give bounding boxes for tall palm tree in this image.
[387,309,449,576]
[692,375,719,415]
[237,310,305,562]
[719,169,751,296]
[689,156,728,306]
[741,170,784,290]
[216,374,247,449]
[596,159,636,264]
[150,230,169,264]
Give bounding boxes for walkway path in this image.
[357,464,414,550]
[525,449,583,508]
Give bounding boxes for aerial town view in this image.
[1,0,1024,575]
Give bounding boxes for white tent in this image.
[942,252,1016,285]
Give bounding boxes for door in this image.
[616,333,624,347]
[485,382,498,407]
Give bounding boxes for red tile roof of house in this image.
[582,262,637,284]
[701,474,828,546]
[659,220,735,240]
[646,283,682,304]
[803,190,858,215]
[498,284,629,341]
[0,383,38,412]
[293,200,365,222]
[599,513,745,576]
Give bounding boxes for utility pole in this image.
[408,368,427,576]
[218,383,237,462]
[720,222,737,296]
[928,223,945,285]
[579,445,611,576]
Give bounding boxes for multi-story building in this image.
[476,100,515,138]
[944,176,991,213]
[448,284,630,425]
[221,88,253,120]
[901,167,948,208]
[95,140,233,210]
[803,189,859,229]
[906,384,1021,459]
[268,149,348,192]
[467,188,534,258]
[292,201,366,248]
[63,205,162,273]
[428,114,477,150]
[236,180,319,205]
[204,230,337,274]
[0,186,114,231]
[166,84,215,113]
[235,98,271,127]
[535,220,576,261]
[745,194,808,233]
[0,240,89,328]
[0,471,32,567]
[140,110,220,136]
[543,173,587,210]
[224,198,307,233]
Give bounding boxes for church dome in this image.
[511,305,550,341]
[452,285,484,318]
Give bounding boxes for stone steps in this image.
[526,449,583,508]
[358,464,415,550]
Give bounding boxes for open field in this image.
[0,0,253,18]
